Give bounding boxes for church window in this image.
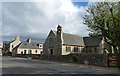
[66,47,71,52]
[74,47,78,52]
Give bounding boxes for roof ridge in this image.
[83,36,90,38]
[51,30,83,38]
[63,32,83,38]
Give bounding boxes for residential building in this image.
[2,36,21,55]
[12,38,43,56]
[2,41,10,54]
[9,36,21,52]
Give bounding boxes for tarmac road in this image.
[1,56,120,74]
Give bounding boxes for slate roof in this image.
[83,37,102,46]
[18,41,41,49]
[52,30,84,46]
[63,33,84,46]
[3,41,10,44]
[52,30,102,46]
[9,39,16,43]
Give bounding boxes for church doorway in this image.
[50,49,53,55]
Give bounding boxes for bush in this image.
[7,52,12,56]
[3,52,12,56]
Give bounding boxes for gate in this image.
[107,54,119,67]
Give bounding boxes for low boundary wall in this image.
[15,54,109,67]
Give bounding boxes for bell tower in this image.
[56,25,63,55]
[57,25,62,36]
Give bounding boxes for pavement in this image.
[1,56,120,74]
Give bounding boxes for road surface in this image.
[1,56,120,74]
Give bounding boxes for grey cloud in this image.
[2,1,89,41]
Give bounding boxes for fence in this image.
[107,54,120,67]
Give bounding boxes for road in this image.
[1,56,120,74]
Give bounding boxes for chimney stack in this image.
[27,38,31,43]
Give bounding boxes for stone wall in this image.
[40,54,108,67]
[15,53,108,67]
[13,54,40,58]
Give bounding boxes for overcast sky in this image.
[2,0,93,42]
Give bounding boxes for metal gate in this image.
[107,54,119,67]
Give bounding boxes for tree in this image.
[83,2,120,53]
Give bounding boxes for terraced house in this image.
[12,38,43,56]
[43,25,112,56]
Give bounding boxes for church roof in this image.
[3,41,10,44]
[63,33,84,46]
[51,30,102,46]
[52,30,84,46]
[83,37,102,46]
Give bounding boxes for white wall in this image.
[17,48,42,54]
[62,45,84,55]
[0,42,3,49]
[9,39,21,52]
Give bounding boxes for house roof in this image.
[3,41,10,44]
[83,37,102,46]
[9,39,16,44]
[52,30,84,46]
[17,41,42,49]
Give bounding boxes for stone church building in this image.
[43,25,112,56]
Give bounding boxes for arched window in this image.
[50,49,53,55]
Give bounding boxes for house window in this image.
[40,51,43,54]
[66,47,71,52]
[21,51,23,54]
[40,45,42,47]
[35,50,37,53]
[24,50,26,54]
[74,47,78,52]
[37,44,39,47]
